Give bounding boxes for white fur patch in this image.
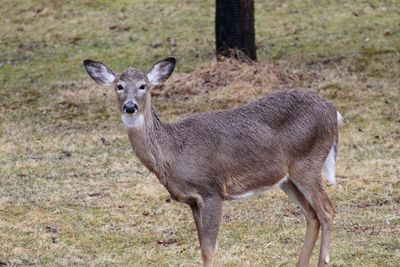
[276,174,289,187]
[293,182,313,205]
[322,145,336,185]
[337,111,344,126]
[321,111,342,186]
[231,189,266,200]
[230,175,289,200]
[121,114,144,129]
[147,66,162,85]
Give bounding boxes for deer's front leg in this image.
[191,197,223,267]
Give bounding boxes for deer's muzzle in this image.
[123,101,138,114]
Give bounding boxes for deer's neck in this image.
[125,105,172,183]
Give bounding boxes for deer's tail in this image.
[322,112,343,185]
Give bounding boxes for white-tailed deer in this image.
[83,57,342,267]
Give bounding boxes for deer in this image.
[83,57,342,267]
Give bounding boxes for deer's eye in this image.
[117,84,124,90]
[139,84,146,90]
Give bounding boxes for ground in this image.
[0,0,399,266]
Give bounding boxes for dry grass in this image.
[1,0,399,266]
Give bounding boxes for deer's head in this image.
[83,57,175,128]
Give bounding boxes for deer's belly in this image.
[225,174,289,201]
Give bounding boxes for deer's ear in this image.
[83,59,116,85]
[147,57,175,85]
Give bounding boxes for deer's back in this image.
[172,89,337,142]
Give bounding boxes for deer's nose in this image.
[123,101,138,114]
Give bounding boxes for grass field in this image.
[1,0,399,266]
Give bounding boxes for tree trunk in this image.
[215,0,257,61]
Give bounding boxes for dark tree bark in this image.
[215,0,257,61]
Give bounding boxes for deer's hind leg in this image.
[280,178,320,267]
[289,158,335,267]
